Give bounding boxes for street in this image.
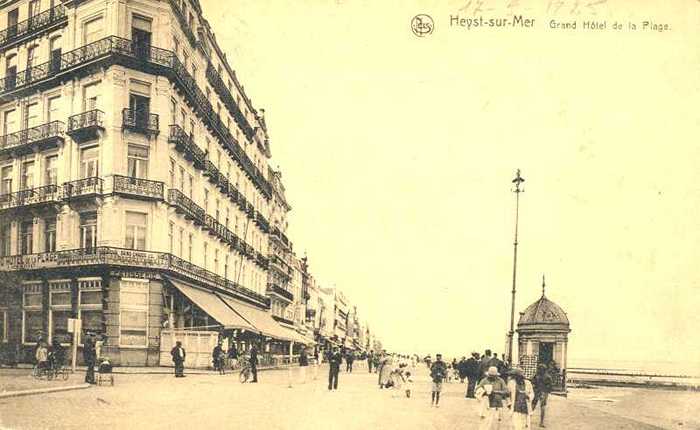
[2,363,691,430]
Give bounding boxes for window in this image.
[125,212,147,250]
[173,37,180,56]
[169,159,175,188]
[20,160,34,190]
[127,145,149,178]
[188,175,194,200]
[49,36,62,74]
[215,199,220,222]
[131,15,152,48]
[1,165,12,195]
[168,222,174,253]
[22,284,42,344]
[83,82,100,110]
[188,233,193,261]
[225,207,230,229]
[224,255,229,280]
[80,146,99,178]
[203,243,208,269]
[129,93,151,129]
[78,279,102,339]
[5,55,17,89]
[45,217,56,252]
[178,227,184,257]
[49,282,71,344]
[120,280,148,347]
[203,189,209,212]
[84,17,104,45]
[170,98,177,125]
[27,45,38,70]
[20,220,33,255]
[28,0,40,19]
[79,212,97,249]
[214,249,219,275]
[180,109,186,128]
[44,155,58,185]
[179,167,185,192]
[0,223,11,257]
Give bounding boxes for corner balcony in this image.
[167,189,205,225]
[63,177,103,201]
[268,254,292,279]
[0,5,67,51]
[168,125,205,169]
[267,283,294,303]
[0,247,271,308]
[111,175,164,201]
[122,109,159,136]
[0,121,64,156]
[67,110,104,142]
[0,184,60,213]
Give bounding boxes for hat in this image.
[508,367,524,377]
[487,366,499,377]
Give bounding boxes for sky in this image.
[199,0,700,367]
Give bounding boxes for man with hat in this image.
[429,353,448,407]
[82,331,97,384]
[171,341,186,377]
[465,352,480,398]
[475,366,508,430]
[532,363,553,427]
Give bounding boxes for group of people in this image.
[33,331,111,385]
[426,349,554,429]
[171,341,260,382]
[34,338,66,375]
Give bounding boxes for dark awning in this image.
[216,293,293,341]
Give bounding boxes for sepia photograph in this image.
[0,0,698,429]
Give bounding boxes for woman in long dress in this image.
[378,353,393,388]
[508,368,534,430]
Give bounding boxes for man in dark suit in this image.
[83,332,97,384]
[328,347,342,390]
[171,341,186,377]
[250,344,259,383]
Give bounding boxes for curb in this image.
[0,384,91,399]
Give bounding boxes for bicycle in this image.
[32,363,54,380]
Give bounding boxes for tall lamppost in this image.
[507,169,525,365]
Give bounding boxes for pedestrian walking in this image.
[328,347,342,390]
[228,343,239,369]
[249,344,259,383]
[171,341,186,377]
[346,350,355,372]
[299,347,309,384]
[475,366,508,430]
[465,352,480,398]
[212,341,225,374]
[508,368,534,430]
[35,341,49,373]
[430,353,448,407]
[378,351,392,388]
[532,364,553,428]
[368,350,374,373]
[83,332,97,384]
[458,356,468,383]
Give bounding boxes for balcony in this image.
[122,109,159,136]
[0,185,60,212]
[255,252,269,269]
[245,202,255,219]
[168,125,205,169]
[0,5,67,50]
[217,174,229,194]
[0,121,64,156]
[269,254,292,279]
[167,189,205,225]
[203,160,219,184]
[0,35,272,200]
[67,110,104,141]
[111,175,164,201]
[255,211,270,233]
[267,283,294,303]
[203,215,227,241]
[63,177,103,201]
[168,0,197,46]
[205,63,255,141]
[0,247,270,308]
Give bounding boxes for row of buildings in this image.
[0,0,379,367]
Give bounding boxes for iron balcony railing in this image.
[205,63,255,141]
[267,283,294,302]
[122,108,159,135]
[0,120,64,153]
[168,125,205,168]
[168,0,197,46]
[167,189,205,224]
[255,252,269,269]
[0,184,59,211]
[63,177,103,199]
[112,175,164,200]
[203,160,219,182]
[0,246,270,308]
[0,4,67,49]
[67,109,104,136]
[255,211,270,232]
[0,35,270,198]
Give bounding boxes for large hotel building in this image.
[0,0,312,366]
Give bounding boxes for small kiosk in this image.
[516,276,571,394]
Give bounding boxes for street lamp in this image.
[507,169,525,365]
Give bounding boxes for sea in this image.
[569,358,700,377]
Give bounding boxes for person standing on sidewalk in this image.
[367,350,374,373]
[465,352,480,398]
[299,347,309,384]
[250,344,259,383]
[508,368,534,430]
[430,354,447,407]
[476,366,508,430]
[83,332,97,384]
[328,347,342,390]
[171,341,186,377]
[532,364,553,428]
[345,350,354,372]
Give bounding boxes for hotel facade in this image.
[0,0,316,367]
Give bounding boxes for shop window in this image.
[22,284,42,344]
[79,279,102,339]
[125,212,147,250]
[119,280,148,347]
[49,282,71,344]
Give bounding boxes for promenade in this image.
[0,364,698,429]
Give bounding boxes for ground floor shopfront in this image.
[0,249,312,367]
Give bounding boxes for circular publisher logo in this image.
[411,14,434,37]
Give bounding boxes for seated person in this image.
[98,357,113,373]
